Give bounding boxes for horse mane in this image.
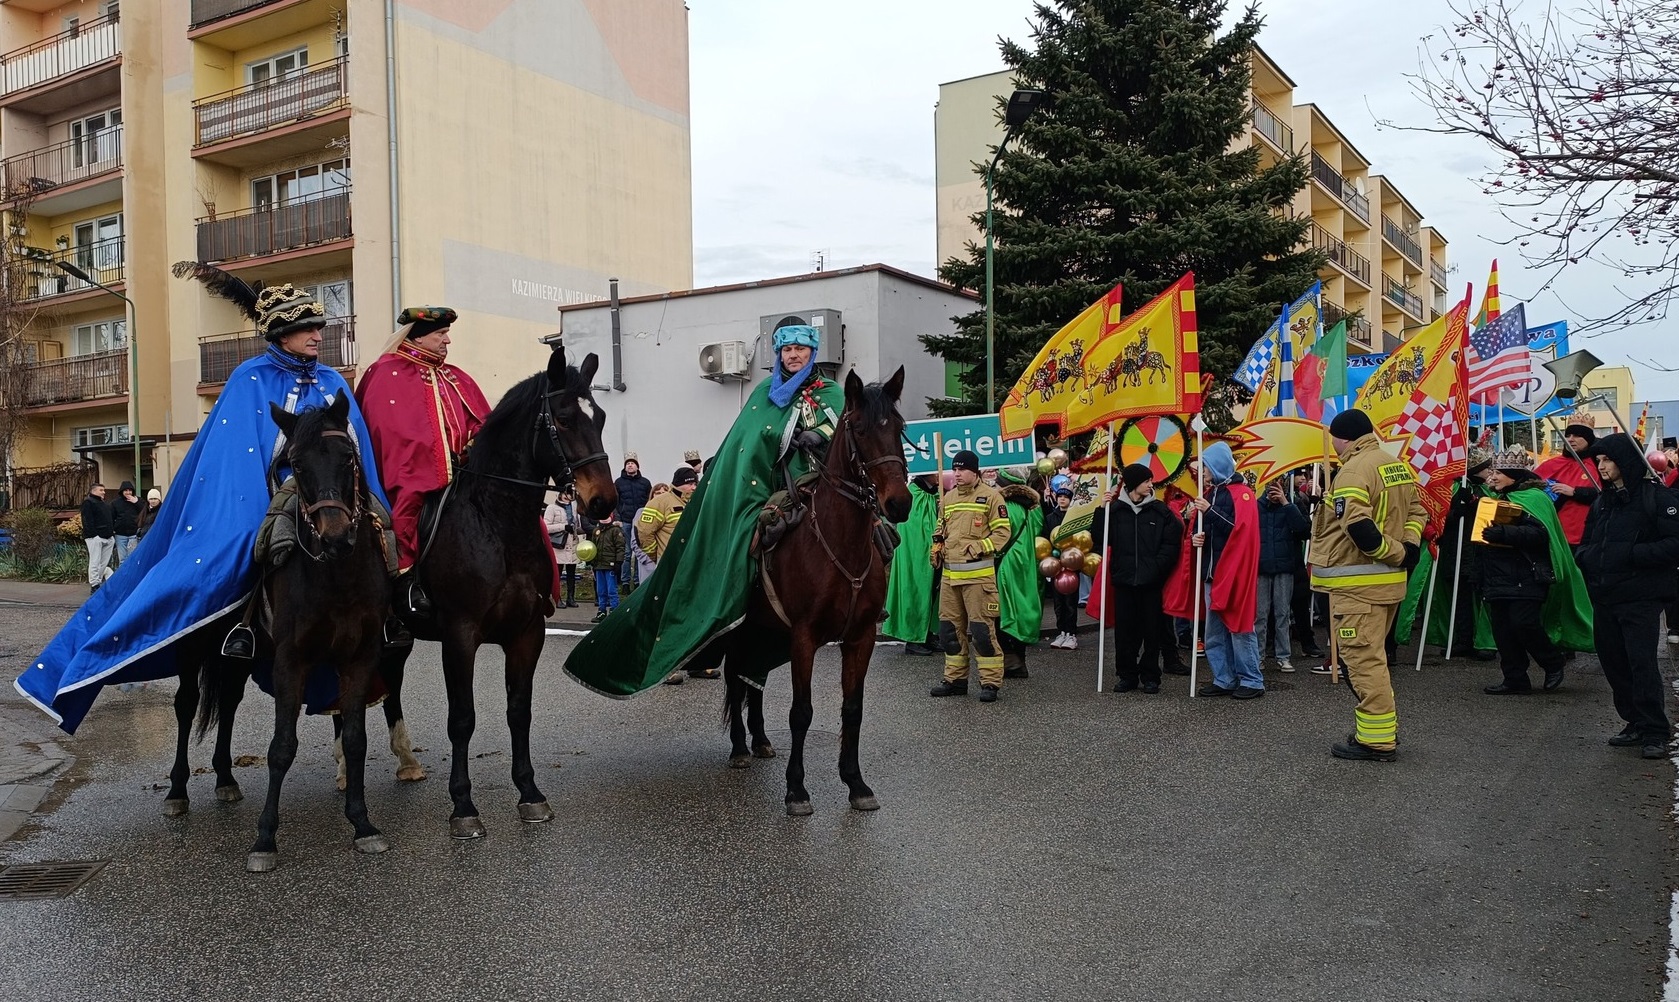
[464,358,594,472]
[289,400,347,445]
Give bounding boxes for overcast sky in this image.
[687,0,1678,401]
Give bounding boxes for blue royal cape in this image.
[14,350,386,733]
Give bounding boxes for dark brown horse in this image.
[206,395,392,872]
[723,367,912,815]
[386,342,615,839]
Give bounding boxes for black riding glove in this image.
[792,429,826,451]
[1402,541,1421,569]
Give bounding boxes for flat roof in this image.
[557,263,978,313]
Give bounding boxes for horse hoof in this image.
[449,816,487,840]
[215,784,243,803]
[785,800,814,817]
[850,795,881,812]
[245,852,278,873]
[517,801,554,824]
[335,776,348,792]
[161,798,188,817]
[354,834,390,855]
[395,765,427,782]
[728,754,751,770]
[753,744,777,759]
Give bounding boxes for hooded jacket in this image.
[1575,433,1679,606]
[109,481,143,537]
[1090,491,1181,588]
[1256,491,1311,575]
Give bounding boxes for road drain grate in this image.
[0,861,107,900]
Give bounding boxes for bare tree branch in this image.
[1381,0,1679,334]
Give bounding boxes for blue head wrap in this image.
[1201,441,1237,484]
[769,324,821,408]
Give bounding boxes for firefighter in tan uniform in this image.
[638,466,697,565]
[929,450,1015,703]
[1310,409,1427,762]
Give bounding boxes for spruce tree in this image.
[927,0,1324,419]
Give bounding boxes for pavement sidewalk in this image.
[0,581,79,841]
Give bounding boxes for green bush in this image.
[3,507,59,570]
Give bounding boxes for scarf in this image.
[264,345,319,380]
[769,361,816,409]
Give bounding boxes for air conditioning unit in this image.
[698,340,750,382]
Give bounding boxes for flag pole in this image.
[1096,421,1115,694]
[1189,417,1206,697]
[1413,541,1439,672]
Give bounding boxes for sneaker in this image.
[1608,725,1644,747]
[1046,633,1064,649]
[1331,738,1397,762]
[661,671,685,686]
[1196,684,1233,698]
[1161,662,1190,676]
[903,643,935,657]
[1195,639,1205,655]
[591,610,607,623]
[1300,643,1325,659]
[1641,739,1671,759]
[1309,662,1334,675]
[1230,686,1265,700]
[1140,682,1160,694]
[1063,634,1079,651]
[929,680,968,698]
[1111,679,1138,693]
[1669,633,1679,644]
[1277,660,1295,674]
[977,684,999,703]
[1482,682,1532,695]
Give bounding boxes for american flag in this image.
[1466,302,1529,397]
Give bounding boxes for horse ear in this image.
[546,341,568,381]
[884,366,906,402]
[578,352,600,386]
[269,402,296,434]
[845,368,864,404]
[327,393,350,423]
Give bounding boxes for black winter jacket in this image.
[1091,495,1181,588]
[613,471,652,524]
[1256,496,1311,575]
[110,495,142,536]
[80,494,113,539]
[1575,434,1679,606]
[1473,479,1554,602]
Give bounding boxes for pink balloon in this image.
[1052,571,1081,595]
[941,471,957,491]
[1648,450,1669,473]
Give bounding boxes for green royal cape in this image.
[880,482,940,643]
[565,375,845,696]
[1397,484,1593,651]
[997,486,1044,644]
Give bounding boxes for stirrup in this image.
[404,577,433,617]
[221,623,256,660]
[383,616,413,649]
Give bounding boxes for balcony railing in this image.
[1250,101,1292,152]
[2,127,122,200]
[195,190,352,263]
[1384,275,1423,319]
[191,0,286,29]
[1308,150,1370,223]
[198,316,357,384]
[1430,259,1448,289]
[1382,214,1423,267]
[1307,221,1371,286]
[193,55,348,146]
[19,236,124,302]
[1322,303,1374,350]
[0,12,121,98]
[21,349,126,407]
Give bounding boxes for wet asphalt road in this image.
[0,603,1673,1002]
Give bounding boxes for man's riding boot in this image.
[383,616,413,649]
[404,576,433,618]
[221,623,256,660]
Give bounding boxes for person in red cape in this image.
[355,306,491,615]
[1534,423,1602,547]
[1163,441,1263,698]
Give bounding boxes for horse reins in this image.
[289,428,371,563]
[456,373,608,496]
[800,413,907,631]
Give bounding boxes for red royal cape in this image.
[355,342,491,568]
[1162,482,1260,633]
[1534,453,1602,545]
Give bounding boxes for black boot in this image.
[383,616,413,649]
[404,576,433,618]
[221,623,256,660]
[929,679,968,697]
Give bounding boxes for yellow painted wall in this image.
[193,23,339,98]
[934,70,1009,274]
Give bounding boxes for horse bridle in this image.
[459,371,608,494]
[288,428,367,561]
[822,415,908,515]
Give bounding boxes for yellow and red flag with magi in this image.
[998,283,1122,440]
[1061,273,1202,435]
[1351,296,1472,524]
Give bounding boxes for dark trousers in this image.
[1052,591,1079,634]
[1158,612,1185,671]
[559,564,577,605]
[1291,563,1315,647]
[999,632,1028,671]
[1595,600,1672,740]
[1486,598,1563,688]
[1665,572,1679,639]
[1112,583,1164,685]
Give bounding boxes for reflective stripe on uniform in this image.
[947,503,989,513]
[979,538,995,554]
[1331,486,1370,504]
[1404,520,1424,537]
[945,565,997,581]
[1355,708,1398,745]
[1311,564,1406,589]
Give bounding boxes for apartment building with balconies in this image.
[933,45,1450,363]
[2,0,694,494]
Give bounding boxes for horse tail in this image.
[193,652,236,742]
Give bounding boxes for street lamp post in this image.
[55,261,140,488]
[985,88,1048,413]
